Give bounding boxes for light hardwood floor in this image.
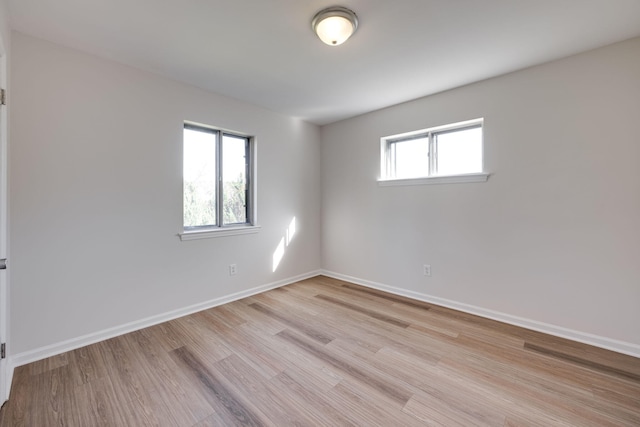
[1,275,639,426]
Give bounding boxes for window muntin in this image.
[383,119,483,180]
[183,124,253,231]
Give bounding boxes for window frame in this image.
[180,122,259,241]
[379,118,489,186]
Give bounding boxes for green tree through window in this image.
[183,124,253,229]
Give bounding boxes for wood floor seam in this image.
[248,302,335,345]
[171,346,265,427]
[314,293,412,328]
[276,328,413,406]
[523,341,640,382]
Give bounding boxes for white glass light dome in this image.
[312,7,358,46]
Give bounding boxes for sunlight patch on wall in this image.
[286,217,296,246]
[272,237,285,272]
[272,217,297,272]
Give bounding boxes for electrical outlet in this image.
[229,264,237,276]
[423,264,431,276]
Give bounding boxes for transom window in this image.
[183,123,254,231]
[381,119,484,181]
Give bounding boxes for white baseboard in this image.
[321,270,640,359]
[8,269,322,373]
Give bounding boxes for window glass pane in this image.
[222,134,248,225]
[183,128,217,227]
[434,127,482,176]
[391,137,429,178]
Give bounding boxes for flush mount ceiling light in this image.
[312,6,359,46]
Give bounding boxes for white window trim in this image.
[179,225,261,241]
[379,118,488,185]
[181,121,259,241]
[378,172,489,187]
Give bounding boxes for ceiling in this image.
[7,0,640,125]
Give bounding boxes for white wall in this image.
[321,37,640,352]
[0,0,11,402]
[8,29,640,361]
[10,32,321,356]
[0,0,9,47]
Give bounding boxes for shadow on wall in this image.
[273,217,297,272]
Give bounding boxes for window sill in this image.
[378,172,490,187]
[179,225,261,241]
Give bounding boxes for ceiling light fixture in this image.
[312,6,358,46]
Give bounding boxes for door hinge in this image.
[1,343,5,359]
[0,89,5,106]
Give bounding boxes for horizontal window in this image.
[380,119,488,184]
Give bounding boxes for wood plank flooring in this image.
[1,275,639,426]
